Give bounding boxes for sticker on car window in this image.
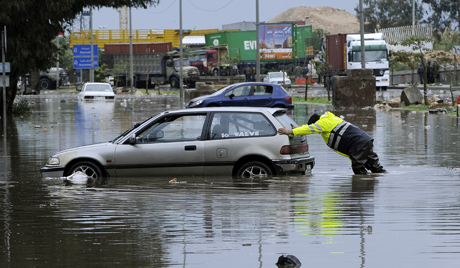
[234,131,260,137]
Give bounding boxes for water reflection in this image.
[1,95,460,267]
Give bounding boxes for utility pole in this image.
[359,0,365,69]
[255,0,260,82]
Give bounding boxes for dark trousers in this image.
[349,140,385,174]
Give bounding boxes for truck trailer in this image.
[204,24,313,75]
[322,32,390,90]
[101,42,199,89]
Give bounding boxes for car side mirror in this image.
[128,134,136,145]
[229,94,234,99]
[154,130,164,139]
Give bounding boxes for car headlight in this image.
[48,157,60,165]
[189,99,203,107]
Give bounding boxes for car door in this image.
[249,85,274,107]
[220,85,252,106]
[113,113,207,177]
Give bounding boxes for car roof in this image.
[163,106,287,115]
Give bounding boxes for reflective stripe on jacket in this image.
[292,111,372,156]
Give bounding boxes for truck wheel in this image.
[39,78,52,90]
[170,77,180,89]
[213,69,219,76]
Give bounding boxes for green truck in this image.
[205,24,313,74]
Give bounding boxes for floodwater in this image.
[1,92,460,267]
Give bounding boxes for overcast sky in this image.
[89,0,360,31]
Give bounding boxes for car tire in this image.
[237,161,273,178]
[39,78,52,90]
[170,77,180,89]
[67,161,104,182]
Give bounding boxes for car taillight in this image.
[285,97,292,103]
[280,144,308,155]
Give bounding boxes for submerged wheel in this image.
[237,161,273,178]
[67,161,103,180]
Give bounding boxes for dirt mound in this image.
[267,6,360,34]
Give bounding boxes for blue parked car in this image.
[186,82,294,109]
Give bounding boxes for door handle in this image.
[185,145,196,151]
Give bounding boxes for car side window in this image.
[253,85,273,96]
[137,114,206,143]
[209,112,276,139]
[225,85,252,97]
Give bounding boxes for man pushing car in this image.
[278,111,386,175]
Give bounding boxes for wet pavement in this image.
[1,91,460,267]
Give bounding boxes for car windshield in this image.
[174,59,190,67]
[269,72,288,79]
[210,85,233,96]
[111,114,162,143]
[84,84,112,92]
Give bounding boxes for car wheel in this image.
[39,78,52,90]
[237,161,273,178]
[170,77,180,89]
[67,161,103,181]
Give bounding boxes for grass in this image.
[292,96,332,104]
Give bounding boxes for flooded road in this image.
[1,92,460,267]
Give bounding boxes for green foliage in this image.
[12,97,31,116]
[356,0,424,32]
[421,0,460,37]
[311,29,329,52]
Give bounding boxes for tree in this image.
[356,0,424,32]
[0,0,159,116]
[311,29,330,52]
[399,36,434,104]
[422,0,460,36]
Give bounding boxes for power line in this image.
[187,0,234,12]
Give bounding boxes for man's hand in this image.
[278,128,293,135]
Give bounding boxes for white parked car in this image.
[263,71,292,88]
[78,82,115,101]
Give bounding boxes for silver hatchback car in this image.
[41,107,315,182]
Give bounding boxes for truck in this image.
[101,42,199,89]
[188,49,219,76]
[38,67,67,90]
[321,32,390,90]
[204,24,314,75]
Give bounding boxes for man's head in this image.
[308,113,320,125]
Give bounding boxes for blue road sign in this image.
[73,57,99,69]
[0,62,10,73]
[73,45,98,57]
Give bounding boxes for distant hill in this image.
[268,6,360,35]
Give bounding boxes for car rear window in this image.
[273,111,298,129]
[209,112,276,139]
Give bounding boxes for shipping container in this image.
[104,42,173,54]
[205,25,313,65]
[325,34,348,71]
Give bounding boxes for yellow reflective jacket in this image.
[293,111,372,157]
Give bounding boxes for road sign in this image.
[453,46,460,55]
[73,44,98,57]
[0,62,10,73]
[0,75,9,87]
[73,57,99,69]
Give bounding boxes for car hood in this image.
[53,142,115,157]
[189,94,212,102]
